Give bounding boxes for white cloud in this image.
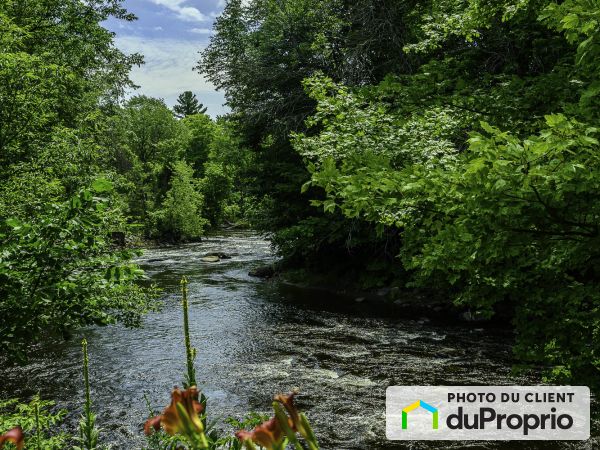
[115,35,226,116]
[189,27,211,34]
[150,0,207,23]
[216,0,251,10]
[154,26,164,31]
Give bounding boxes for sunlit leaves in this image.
[149,161,208,242]
[91,178,113,193]
[293,0,600,388]
[0,183,157,358]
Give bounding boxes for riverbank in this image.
[250,264,512,327]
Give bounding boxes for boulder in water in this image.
[249,264,275,278]
[204,252,232,259]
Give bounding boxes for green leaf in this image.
[5,218,21,229]
[91,178,113,193]
[301,180,312,194]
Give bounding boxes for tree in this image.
[197,122,246,227]
[0,180,156,359]
[121,96,183,165]
[0,0,143,212]
[293,0,600,388]
[173,91,207,118]
[198,0,345,232]
[0,0,142,156]
[115,95,187,226]
[182,113,215,175]
[197,0,419,276]
[0,0,153,357]
[150,161,207,242]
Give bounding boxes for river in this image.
[0,232,595,449]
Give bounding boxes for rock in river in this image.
[204,252,232,259]
[249,264,275,278]
[201,255,220,263]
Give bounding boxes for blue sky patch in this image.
[105,0,228,117]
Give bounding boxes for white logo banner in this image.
[386,386,590,440]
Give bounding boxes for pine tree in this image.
[173,91,207,118]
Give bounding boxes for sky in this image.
[104,0,228,117]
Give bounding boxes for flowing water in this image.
[1,232,596,449]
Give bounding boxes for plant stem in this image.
[34,401,41,450]
[181,276,197,388]
[143,392,154,416]
[82,338,94,449]
[300,413,320,450]
[273,402,303,450]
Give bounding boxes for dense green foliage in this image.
[150,161,207,241]
[201,0,600,388]
[0,181,155,359]
[199,0,341,235]
[0,1,252,358]
[199,0,412,279]
[0,0,159,358]
[109,95,254,239]
[298,2,600,387]
[0,396,68,449]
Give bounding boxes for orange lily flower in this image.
[143,415,162,435]
[162,386,204,435]
[274,392,300,431]
[235,417,284,450]
[144,386,205,436]
[0,427,24,450]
